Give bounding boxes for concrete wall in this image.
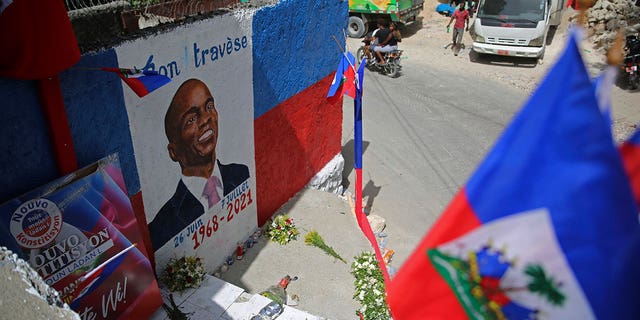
[253,0,347,225]
[0,0,348,271]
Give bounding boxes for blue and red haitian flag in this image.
[351,58,391,283]
[327,53,390,282]
[386,29,640,319]
[327,52,357,99]
[0,154,162,319]
[621,128,640,208]
[102,68,171,97]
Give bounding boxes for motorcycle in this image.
[356,37,403,78]
[621,34,640,90]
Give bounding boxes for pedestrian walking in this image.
[446,2,470,56]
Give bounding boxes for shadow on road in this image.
[340,139,370,190]
[362,177,382,214]
[468,50,539,68]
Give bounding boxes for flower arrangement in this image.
[161,255,206,292]
[304,230,346,263]
[267,214,299,245]
[351,252,391,320]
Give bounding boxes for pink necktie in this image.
[202,176,222,208]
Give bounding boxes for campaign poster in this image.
[0,154,162,320]
[114,14,258,273]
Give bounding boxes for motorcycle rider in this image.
[373,19,398,65]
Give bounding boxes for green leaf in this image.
[525,264,566,306]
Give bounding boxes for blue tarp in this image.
[435,3,456,16]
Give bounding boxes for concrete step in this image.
[150,275,325,320]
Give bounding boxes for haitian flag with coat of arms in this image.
[386,28,640,320]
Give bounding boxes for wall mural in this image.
[115,15,257,272]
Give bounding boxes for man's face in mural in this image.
[165,79,219,176]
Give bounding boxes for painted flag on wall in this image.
[0,0,80,79]
[327,52,357,99]
[102,68,172,97]
[386,29,640,320]
[620,128,640,208]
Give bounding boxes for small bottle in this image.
[259,275,293,306]
[236,243,244,260]
[447,25,450,33]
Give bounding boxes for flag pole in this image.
[353,64,391,284]
[331,35,357,72]
[330,34,391,283]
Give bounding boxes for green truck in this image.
[348,0,424,38]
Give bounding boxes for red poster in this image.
[0,154,162,319]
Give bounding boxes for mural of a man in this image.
[148,78,249,251]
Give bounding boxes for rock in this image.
[367,214,386,234]
[306,154,345,194]
[0,247,80,320]
[582,0,640,49]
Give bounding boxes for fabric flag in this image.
[70,244,136,308]
[620,128,640,208]
[0,0,81,79]
[387,28,640,320]
[327,52,357,99]
[102,68,172,97]
[351,57,391,284]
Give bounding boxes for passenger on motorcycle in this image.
[373,20,399,65]
[389,22,402,55]
[362,20,382,61]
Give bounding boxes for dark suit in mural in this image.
[148,78,249,251]
[149,161,248,251]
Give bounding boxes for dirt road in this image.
[346,1,638,141]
